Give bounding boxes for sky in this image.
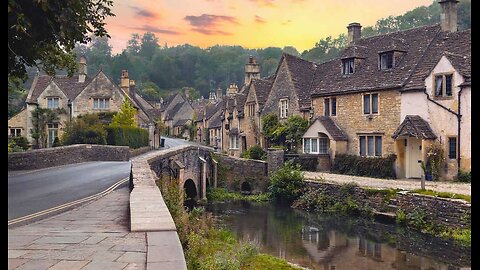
[104,0,434,54]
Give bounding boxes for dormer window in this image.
[342,58,355,74]
[47,97,59,109]
[379,52,394,70]
[434,73,453,97]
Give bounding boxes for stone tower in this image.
[245,56,260,86]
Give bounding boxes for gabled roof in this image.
[26,75,93,103]
[403,29,471,90]
[165,102,184,120]
[318,116,348,141]
[173,119,190,127]
[392,115,437,139]
[208,109,223,128]
[281,53,317,108]
[250,77,274,108]
[311,24,442,97]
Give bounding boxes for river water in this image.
[205,201,471,270]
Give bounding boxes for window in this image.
[230,136,239,149]
[47,123,59,148]
[304,138,311,153]
[434,74,454,97]
[47,97,59,109]
[247,103,256,117]
[324,97,337,116]
[10,128,22,137]
[359,135,382,157]
[279,99,288,118]
[342,58,355,74]
[379,52,393,70]
[93,98,110,109]
[303,135,329,154]
[448,137,457,159]
[363,93,379,115]
[319,137,328,154]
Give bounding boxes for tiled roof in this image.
[209,110,223,128]
[165,102,184,120]
[311,24,442,96]
[317,116,348,141]
[251,77,273,108]
[173,119,190,127]
[283,53,317,108]
[392,115,437,139]
[228,128,239,135]
[26,75,93,103]
[403,29,471,90]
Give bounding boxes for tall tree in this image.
[140,32,160,59]
[8,0,114,80]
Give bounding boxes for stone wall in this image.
[305,181,471,230]
[214,153,268,193]
[267,149,284,176]
[8,144,130,170]
[129,146,151,158]
[284,153,331,171]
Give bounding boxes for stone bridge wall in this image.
[8,144,130,170]
[214,154,268,193]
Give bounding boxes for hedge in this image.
[106,126,149,149]
[331,154,396,179]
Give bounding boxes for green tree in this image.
[127,33,141,54]
[61,113,107,145]
[268,161,305,204]
[30,107,62,148]
[262,113,281,147]
[140,32,160,59]
[8,0,114,79]
[8,76,26,118]
[284,116,309,151]
[110,99,137,128]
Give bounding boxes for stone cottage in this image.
[8,57,160,148]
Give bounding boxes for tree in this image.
[30,107,62,148]
[262,113,281,147]
[140,32,160,59]
[110,99,137,128]
[8,0,114,80]
[61,113,107,145]
[8,76,26,118]
[181,87,201,101]
[127,33,141,54]
[282,46,300,57]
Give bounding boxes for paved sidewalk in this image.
[8,187,147,270]
[303,171,471,196]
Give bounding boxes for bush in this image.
[241,144,266,160]
[11,136,30,150]
[456,170,471,183]
[268,161,305,204]
[106,126,149,149]
[332,154,397,179]
[61,113,107,145]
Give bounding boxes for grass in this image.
[243,254,301,270]
[207,188,271,202]
[410,189,471,203]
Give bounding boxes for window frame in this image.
[342,58,355,75]
[93,98,110,110]
[433,73,454,98]
[246,102,256,117]
[448,136,457,159]
[363,93,379,115]
[47,123,59,148]
[324,97,337,116]
[10,128,22,137]
[229,135,239,150]
[279,98,289,119]
[379,51,394,70]
[47,97,60,109]
[359,134,382,157]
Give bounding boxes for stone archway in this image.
[240,181,252,194]
[183,179,198,200]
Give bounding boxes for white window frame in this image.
[47,97,60,109]
[10,128,22,137]
[230,135,239,150]
[47,123,59,148]
[279,98,288,119]
[359,135,382,157]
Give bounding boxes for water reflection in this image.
[206,201,471,270]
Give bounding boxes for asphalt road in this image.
[8,161,131,221]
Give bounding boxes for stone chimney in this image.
[439,0,458,32]
[78,56,87,83]
[227,83,238,96]
[347,22,362,44]
[216,87,223,100]
[120,70,129,91]
[129,79,136,99]
[245,56,260,86]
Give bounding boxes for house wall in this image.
[73,72,125,117]
[242,84,261,150]
[460,87,471,171]
[312,90,401,158]
[262,60,300,119]
[8,108,28,138]
[223,108,241,157]
[36,81,71,141]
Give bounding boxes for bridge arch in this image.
[183,179,198,200]
[240,181,252,194]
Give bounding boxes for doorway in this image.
[406,138,422,178]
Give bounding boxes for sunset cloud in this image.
[132,25,181,35]
[184,14,238,35]
[249,0,276,7]
[255,15,267,24]
[130,6,158,19]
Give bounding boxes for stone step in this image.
[386,204,398,213]
[389,198,398,205]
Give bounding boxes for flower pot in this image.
[425,174,433,181]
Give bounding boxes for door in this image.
[241,136,247,152]
[407,138,422,178]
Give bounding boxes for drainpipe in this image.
[423,88,462,174]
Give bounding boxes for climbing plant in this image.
[30,107,65,149]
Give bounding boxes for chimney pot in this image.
[120,70,129,89]
[347,22,362,44]
[78,55,87,83]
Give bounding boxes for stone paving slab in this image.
[304,171,471,196]
[8,187,147,270]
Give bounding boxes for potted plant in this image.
[420,160,433,181]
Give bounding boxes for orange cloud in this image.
[130,6,158,19]
[255,15,267,24]
[131,25,181,35]
[250,0,276,7]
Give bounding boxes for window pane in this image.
[372,94,378,114]
[94,99,98,108]
[363,95,370,114]
[367,136,374,156]
[375,136,382,156]
[304,139,311,153]
[312,138,318,153]
[331,98,336,116]
[105,99,110,108]
[349,59,354,73]
[448,137,457,159]
[100,99,104,108]
[53,98,59,108]
[47,98,52,108]
[324,98,330,116]
[387,53,393,68]
[359,136,366,156]
[445,74,453,96]
[435,76,443,96]
[319,138,328,154]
